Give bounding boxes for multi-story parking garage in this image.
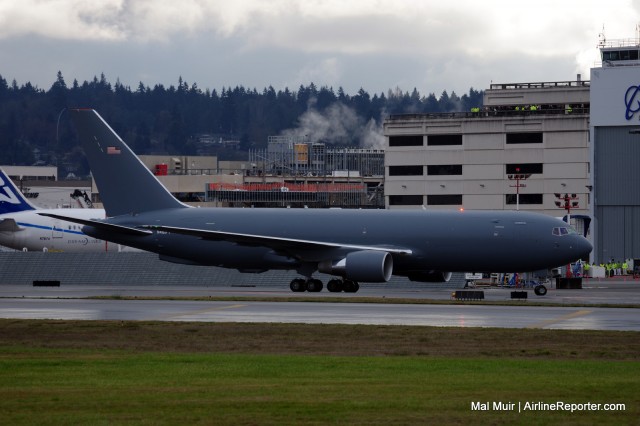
[383,79,591,239]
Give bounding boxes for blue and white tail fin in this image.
[69,109,188,217]
[0,169,37,214]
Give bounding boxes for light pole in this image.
[507,168,531,210]
[555,192,580,277]
[55,108,66,173]
[554,192,579,224]
[56,108,66,146]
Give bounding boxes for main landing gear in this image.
[289,278,360,293]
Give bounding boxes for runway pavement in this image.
[0,277,639,330]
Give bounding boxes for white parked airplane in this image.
[0,169,126,252]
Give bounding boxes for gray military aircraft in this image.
[41,109,592,293]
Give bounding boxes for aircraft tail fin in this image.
[0,169,37,214]
[69,109,187,217]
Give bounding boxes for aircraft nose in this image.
[574,236,593,257]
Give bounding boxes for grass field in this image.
[1,320,639,425]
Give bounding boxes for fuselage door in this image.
[52,220,63,239]
[513,220,530,241]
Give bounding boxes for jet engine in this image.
[318,250,393,283]
[407,271,452,283]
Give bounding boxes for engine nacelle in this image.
[407,271,452,283]
[318,250,393,283]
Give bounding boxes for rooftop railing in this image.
[489,81,590,90]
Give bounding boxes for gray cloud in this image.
[0,0,637,95]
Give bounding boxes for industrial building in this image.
[249,136,385,178]
[231,137,385,207]
[83,145,384,209]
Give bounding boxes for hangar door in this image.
[594,126,640,262]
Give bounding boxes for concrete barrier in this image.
[454,290,484,301]
[511,291,528,300]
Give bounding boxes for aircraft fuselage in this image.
[84,207,590,275]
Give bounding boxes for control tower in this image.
[590,31,640,262]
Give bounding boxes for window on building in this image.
[505,194,543,205]
[389,165,423,176]
[427,194,463,205]
[427,165,462,175]
[389,195,423,205]
[427,134,462,146]
[506,132,543,144]
[506,163,543,174]
[388,135,423,147]
[603,50,639,61]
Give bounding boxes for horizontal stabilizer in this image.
[0,218,22,232]
[143,225,412,255]
[37,213,152,236]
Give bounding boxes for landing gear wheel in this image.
[534,284,547,296]
[290,278,307,292]
[306,279,323,292]
[343,280,360,293]
[327,279,343,293]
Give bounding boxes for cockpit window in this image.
[552,226,577,236]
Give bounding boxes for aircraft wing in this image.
[0,218,22,232]
[143,225,413,256]
[37,213,152,236]
[37,213,412,257]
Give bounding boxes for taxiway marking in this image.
[525,309,592,329]
[156,303,246,320]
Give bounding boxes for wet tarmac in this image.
[0,277,638,330]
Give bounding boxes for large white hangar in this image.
[590,37,640,263]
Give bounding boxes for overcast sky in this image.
[0,0,638,96]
